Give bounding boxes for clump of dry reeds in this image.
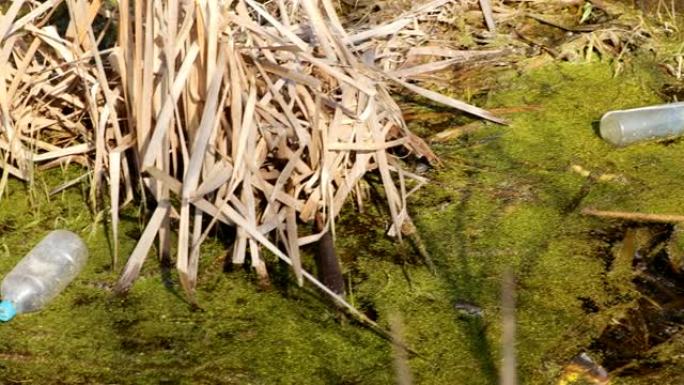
[0,0,507,322]
[1,0,659,316]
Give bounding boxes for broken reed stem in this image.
[581,207,684,223]
[390,313,413,385]
[401,217,436,274]
[479,0,496,33]
[500,268,517,385]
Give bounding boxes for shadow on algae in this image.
[1,59,684,384]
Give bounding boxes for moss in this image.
[0,45,683,385]
[0,170,392,385]
[397,59,683,385]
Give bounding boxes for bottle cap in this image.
[0,300,17,322]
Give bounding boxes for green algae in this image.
[0,54,683,384]
[401,59,684,384]
[354,58,684,384]
[0,171,392,385]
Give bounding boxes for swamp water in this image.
[591,224,684,376]
[1,60,684,384]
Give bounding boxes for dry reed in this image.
[0,0,506,322]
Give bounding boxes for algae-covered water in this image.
[2,59,684,384]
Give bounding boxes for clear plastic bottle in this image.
[600,102,684,146]
[0,230,88,321]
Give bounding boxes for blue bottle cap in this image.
[0,300,16,322]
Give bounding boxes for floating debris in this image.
[558,352,610,385]
[600,103,684,147]
[454,301,484,318]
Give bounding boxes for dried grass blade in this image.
[182,49,226,197]
[390,58,460,78]
[0,0,25,43]
[142,43,200,166]
[49,171,92,196]
[194,161,234,198]
[406,46,509,60]
[300,0,337,60]
[188,209,203,295]
[115,202,170,293]
[136,0,154,152]
[258,61,322,89]
[345,19,413,44]
[144,166,235,226]
[286,206,303,286]
[176,49,226,295]
[479,0,497,32]
[7,38,41,101]
[386,74,507,124]
[328,137,408,151]
[109,151,121,269]
[32,143,93,161]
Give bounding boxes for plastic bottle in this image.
[599,102,684,146]
[0,230,88,321]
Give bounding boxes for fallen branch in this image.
[581,207,684,223]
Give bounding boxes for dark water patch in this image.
[0,218,17,234]
[72,292,100,307]
[617,357,664,377]
[589,224,684,375]
[120,335,176,353]
[659,83,684,102]
[578,296,600,313]
[359,300,379,322]
[587,224,630,271]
